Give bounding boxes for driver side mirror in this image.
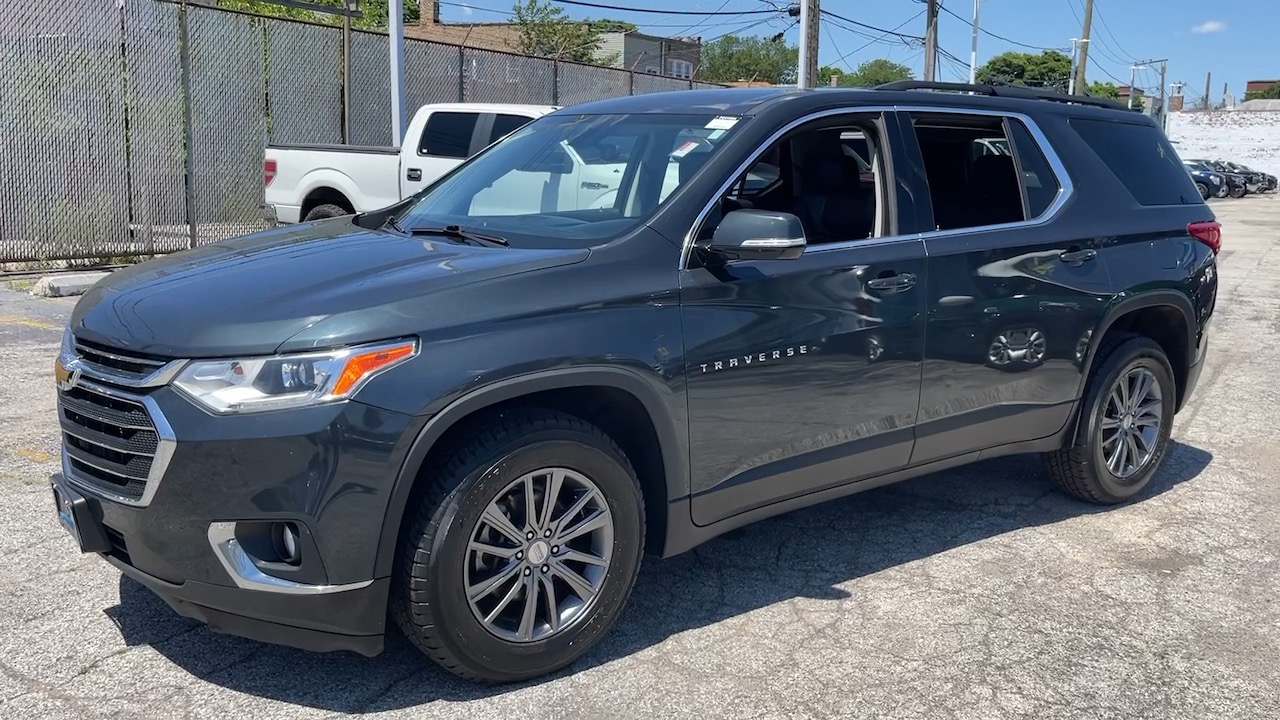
[703,209,807,262]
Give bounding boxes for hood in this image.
[72,218,589,358]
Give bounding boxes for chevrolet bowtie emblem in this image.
[55,356,83,393]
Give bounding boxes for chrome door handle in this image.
[1059,248,1097,264]
[866,273,917,293]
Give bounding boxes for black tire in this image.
[1195,182,1209,200]
[303,203,350,222]
[1230,185,1246,198]
[391,408,645,683]
[1044,333,1176,504]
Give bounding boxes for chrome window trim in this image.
[679,104,1074,268]
[59,378,175,508]
[207,522,375,595]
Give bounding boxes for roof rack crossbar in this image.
[873,80,1132,112]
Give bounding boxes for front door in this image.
[681,111,928,526]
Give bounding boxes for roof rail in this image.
[874,80,1132,112]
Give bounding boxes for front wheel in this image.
[1230,185,1246,198]
[391,409,645,683]
[1195,182,1209,200]
[1043,334,1176,504]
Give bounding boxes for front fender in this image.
[371,365,689,579]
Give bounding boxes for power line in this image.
[825,10,924,67]
[938,4,1062,51]
[550,0,778,15]
[818,8,925,42]
[1092,0,1138,61]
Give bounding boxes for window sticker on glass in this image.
[671,140,700,158]
[705,116,739,130]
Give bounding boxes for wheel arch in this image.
[373,366,688,578]
[1069,290,1197,444]
[300,184,355,219]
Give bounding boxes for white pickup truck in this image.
[263,102,558,224]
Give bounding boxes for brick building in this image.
[1245,79,1280,94]
[404,0,520,51]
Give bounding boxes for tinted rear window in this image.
[420,111,478,158]
[1070,118,1198,205]
[489,113,533,144]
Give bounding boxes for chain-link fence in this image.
[0,0,725,263]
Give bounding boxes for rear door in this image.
[681,109,928,526]
[898,110,1112,465]
[402,109,481,196]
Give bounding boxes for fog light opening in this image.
[273,522,302,565]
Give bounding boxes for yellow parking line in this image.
[0,315,59,330]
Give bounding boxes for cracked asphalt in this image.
[3,196,1280,719]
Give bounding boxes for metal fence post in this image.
[552,59,559,105]
[177,1,198,250]
[458,46,465,101]
[341,0,351,143]
[628,70,635,96]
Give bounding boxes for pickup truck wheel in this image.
[390,409,644,684]
[303,203,349,221]
[1044,334,1175,504]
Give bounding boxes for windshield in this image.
[391,112,746,248]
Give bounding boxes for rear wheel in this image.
[391,409,645,683]
[1044,334,1176,504]
[303,203,350,222]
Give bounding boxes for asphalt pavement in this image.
[2,196,1279,719]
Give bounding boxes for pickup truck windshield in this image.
[392,113,744,247]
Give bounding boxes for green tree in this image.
[1086,80,1119,99]
[976,50,1072,91]
[217,0,419,29]
[837,58,913,87]
[817,66,843,87]
[1244,83,1280,101]
[590,19,637,34]
[511,0,611,64]
[700,35,797,85]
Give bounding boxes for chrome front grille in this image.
[73,338,172,385]
[58,339,177,506]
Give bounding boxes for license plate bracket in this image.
[50,475,112,554]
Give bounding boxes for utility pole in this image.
[1129,58,1167,112]
[1204,71,1211,110]
[923,0,939,82]
[1072,0,1094,94]
[796,0,820,88]
[968,0,981,84]
[1068,38,1087,94]
[390,0,406,143]
[1158,59,1167,120]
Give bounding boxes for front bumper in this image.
[51,389,422,655]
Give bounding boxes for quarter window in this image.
[1070,118,1199,206]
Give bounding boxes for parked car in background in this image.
[263,103,558,223]
[1222,161,1277,192]
[1183,161,1226,200]
[1187,159,1248,198]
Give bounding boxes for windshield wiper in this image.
[403,224,510,247]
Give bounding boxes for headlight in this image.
[172,338,418,414]
[60,324,74,357]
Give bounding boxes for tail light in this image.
[1188,220,1221,254]
[264,158,277,187]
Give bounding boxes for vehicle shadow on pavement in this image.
[107,440,1211,712]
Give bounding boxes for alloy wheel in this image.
[1100,367,1164,480]
[464,467,614,643]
